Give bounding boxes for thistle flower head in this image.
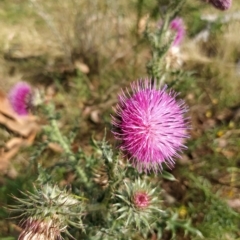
[112,79,188,173]
[169,17,185,46]
[209,0,232,10]
[18,218,62,240]
[114,178,163,229]
[10,184,85,239]
[8,82,32,116]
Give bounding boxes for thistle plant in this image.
[144,1,187,81]
[10,184,85,240]
[5,1,228,239]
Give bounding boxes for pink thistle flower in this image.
[8,82,32,116]
[112,79,188,173]
[170,17,185,46]
[133,192,150,209]
[209,0,232,10]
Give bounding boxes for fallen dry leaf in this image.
[0,89,19,118]
[0,146,20,173]
[227,199,240,209]
[74,60,90,74]
[0,89,40,174]
[90,109,101,124]
[5,137,23,149]
[48,142,63,153]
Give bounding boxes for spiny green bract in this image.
[10,184,85,239]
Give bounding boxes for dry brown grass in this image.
[0,0,239,98]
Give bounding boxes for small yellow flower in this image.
[227,189,234,198]
[205,110,212,118]
[228,121,235,129]
[178,205,187,218]
[217,130,224,138]
[212,99,218,105]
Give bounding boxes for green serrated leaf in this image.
[161,171,177,181]
[117,211,129,220]
[141,215,151,230]
[116,194,131,205]
[116,206,128,213]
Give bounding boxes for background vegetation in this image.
[0,0,240,239]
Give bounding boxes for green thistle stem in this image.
[102,157,122,206]
[87,203,106,212]
[45,103,91,188]
[51,117,73,158]
[76,166,91,188]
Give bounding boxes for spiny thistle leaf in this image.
[10,184,85,240]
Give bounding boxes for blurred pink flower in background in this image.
[209,0,232,10]
[157,17,185,69]
[8,82,32,116]
[112,79,188,173]
[170,17,185,47]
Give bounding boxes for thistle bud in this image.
[10,184,85,239]
[18,218,61,240]
[8,82,33,116]
[8,81,42,116]
[114,178,164,229]
[209,0,232,10]
[169,18,185,47]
